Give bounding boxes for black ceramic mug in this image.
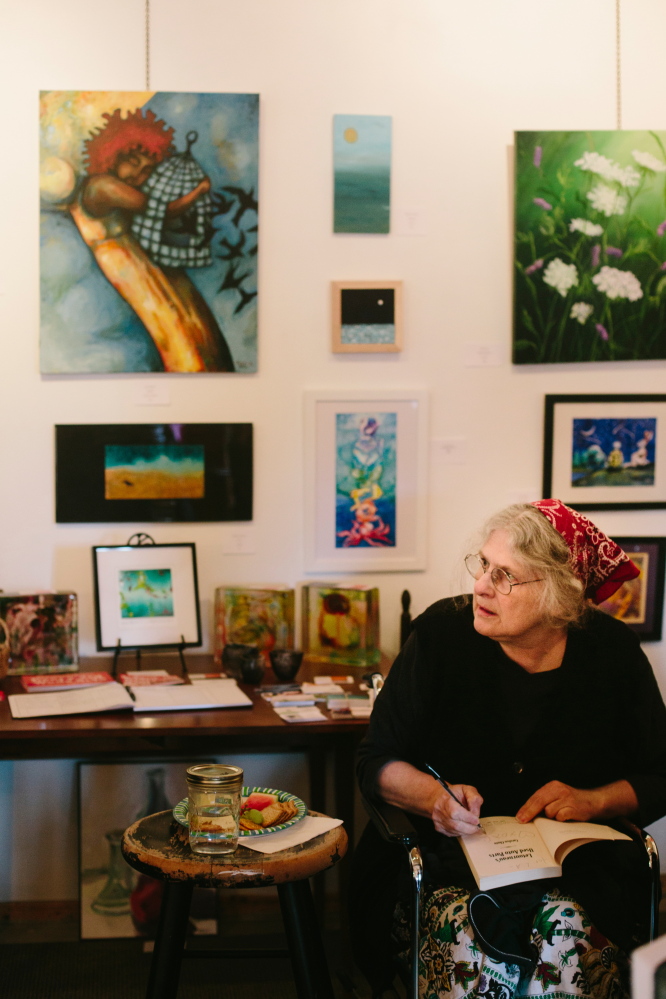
[222,643,261,682]
[269,648,304,682]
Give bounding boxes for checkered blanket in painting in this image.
[131,151,213,268]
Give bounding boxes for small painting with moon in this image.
[333,114,392,233]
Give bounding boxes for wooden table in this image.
[0,654,389,838]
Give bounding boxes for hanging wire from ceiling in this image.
[145,0,151,90]
[615,0,622,129]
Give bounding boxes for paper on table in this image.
[131,679,252,712]
[241,815,343,854]
[301,682,344,695]
[273,706,327,723]
[8,682,134,719]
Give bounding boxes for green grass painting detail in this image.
[514,131,666,364]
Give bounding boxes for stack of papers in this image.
[119,670,185,687]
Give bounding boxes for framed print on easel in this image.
[92,543,202,651]
[304,389,428,572]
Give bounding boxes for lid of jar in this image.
[186,764,244,787]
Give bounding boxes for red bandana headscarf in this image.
[531,499,640,604]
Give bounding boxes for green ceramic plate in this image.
[173,785,307,837]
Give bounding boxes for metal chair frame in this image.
[363,796,660,999]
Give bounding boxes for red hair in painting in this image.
[84,108,175,175]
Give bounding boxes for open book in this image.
[460,815,632,890]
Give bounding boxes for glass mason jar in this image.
[186,764,244,855]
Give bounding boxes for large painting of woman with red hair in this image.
[40,92,258,374]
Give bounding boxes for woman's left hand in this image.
[516,778,638,823]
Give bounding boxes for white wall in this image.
[2,0,666,900]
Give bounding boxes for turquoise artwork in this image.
[514,130,666,363]
[333,114,391,234]
[571,418,656,487]
[119,569,174,618]
[104,444,205,500]
[40,91,259,374]
[335,412,397,547]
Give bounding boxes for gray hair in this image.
[476,503,587,628]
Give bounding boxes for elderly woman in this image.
[352,500,666,999]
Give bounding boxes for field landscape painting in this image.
[514,130,666,364]
[333,114,391,233]
[40,91,259,374]
[105,444,205,499]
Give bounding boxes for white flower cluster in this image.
[592,266,643,302]
[570,302,593,324]
[569,218,603,237]
[543,258,578,297]
[574,151,640,188]
[632,149,666,173]
[586,184,628,217]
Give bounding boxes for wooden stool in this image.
[122,809,348,999]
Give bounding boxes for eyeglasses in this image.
[464,553,544,595]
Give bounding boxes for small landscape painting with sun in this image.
[514,130,666,363]
[119,569,174,619]
[571,417,656,487]
[333,114,392,233]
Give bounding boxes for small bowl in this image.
[269,649,304,682]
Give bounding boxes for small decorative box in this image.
[213,586,295,666]
[0,592,79,675]
[301,583,380,666]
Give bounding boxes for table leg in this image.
[277,879,334,999]
[146,880,194,999]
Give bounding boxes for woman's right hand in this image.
[431,784,484,837]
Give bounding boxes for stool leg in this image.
[277,879,334,999]
[146,880,194,999]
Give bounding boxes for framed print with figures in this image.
[543,394,666,510]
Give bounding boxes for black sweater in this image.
[352,598,666,962]
[358,597,666,826]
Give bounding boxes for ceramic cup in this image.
[239,651,265,686]
[269,648,304,682]
[221,643,260,681]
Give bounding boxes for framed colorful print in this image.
[304,389,428,572]
[301,583,380,666]
[56,423,252,523]
[92,543,201,651]
[514,130,666,365]
[78,760,216,939]
[597,537,666,641]
[40,91,258,374]
[331,281,403,353]
[543,394,666,510]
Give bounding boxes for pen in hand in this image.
[424,762,484,832]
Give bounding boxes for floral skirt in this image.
[393,887,629,999]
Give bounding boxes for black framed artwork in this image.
[92,543,202,651]
[597,537,666,642]
[543,394,666,510]
[56,424,252,523]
